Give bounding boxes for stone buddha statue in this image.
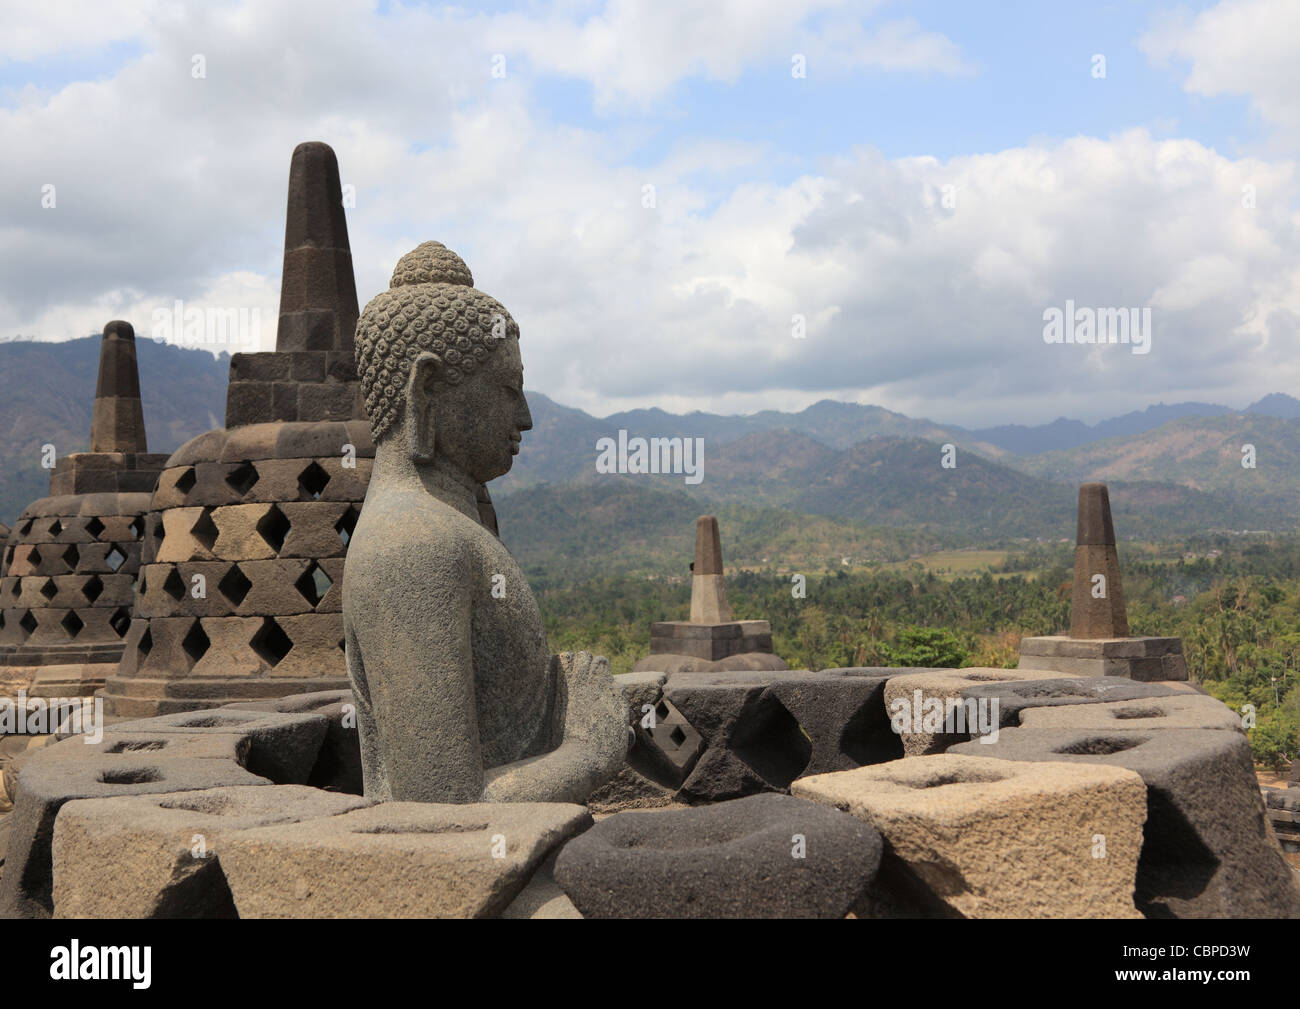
[345,241,629,804]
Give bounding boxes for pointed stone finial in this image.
[1070,482,1128,638]
[690,515,734,623]
[275,141,359,355]
[89,320,148,453]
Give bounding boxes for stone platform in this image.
[1018,635,1189,681]
[3,669,1295,919]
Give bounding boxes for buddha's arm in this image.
[479,651,630,804]
[357,548,486,803]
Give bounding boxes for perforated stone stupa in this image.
[633,516,787,674]
[0,321,168,698]
[101,142,371,717]
[1019,482,1188,681]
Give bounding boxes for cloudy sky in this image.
[1,0,1297,426]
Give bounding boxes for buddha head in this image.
[354,241,532,483]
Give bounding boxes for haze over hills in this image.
[0,338,1294,549]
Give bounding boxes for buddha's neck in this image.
[372,440,482,524]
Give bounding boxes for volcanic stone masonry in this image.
[632,515,788,674]
[1018,482,1189,681]
[101,142,372,717]
[0,321,169,700]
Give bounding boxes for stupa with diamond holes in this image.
[632,515,788,675]
[0,321,169,699]
[101,142,374,717]
[1018,482,1189,681]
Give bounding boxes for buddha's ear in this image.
[405,351,443,463]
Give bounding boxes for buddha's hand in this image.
[550,651,634,756]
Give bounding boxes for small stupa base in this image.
[632,648,789,676]
[1018,635,1188,681]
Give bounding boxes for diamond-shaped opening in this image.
[298,461,330,501]
[162,568,186,601]
[130,516,145,539]
[48,519,63,537]
[4,545,14,566]
[19,610,37,636]
[337,637,346,652]
[218,565,252,607]
[138,626,153,658]
[9,579,20,596]
[174,467,197,495]
[39,577,58,601]
[250,616,293,666]
[335,506,359,548]
[29,545,42,567]
[181,620,210,664]
[85,515,105,538]
[105,545,126,572]
[109,607,131,638]
[226,461,259,497]
[190,509,218,551]
[731,695,813,788]
[62,543,80,569]
[294,562,333,607]
[669,725,687,746]
[19,519,34,536]
[61,610,84,639]
[256,505,290,553]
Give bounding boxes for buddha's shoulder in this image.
[350,491,493,569]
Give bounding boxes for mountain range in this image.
[0,338,1295,553]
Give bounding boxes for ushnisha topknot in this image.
[355,241,520,443]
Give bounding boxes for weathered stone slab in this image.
[554,793,881,918]
[959,676,1192,728]
[948,727,1300,917]
[667,673,812,801]
[222,689,361,793]
[109,709,330,784]
[665,671,909,802]
[1016,694,1242,733]
[219,801,591,918]
[1019,635,1189,681]
[0,745,268,918]
[883,667,1083,755]
[51,785,371,917]
[793,754,1146,918]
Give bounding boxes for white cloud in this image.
[2,1,1297,431]
[1140,0,1300,143]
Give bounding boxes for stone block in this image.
[219,801,591,918]
[959,676,1192,727]
[229,352,291,383]
[108,709,329,785]
[0,744,268,918]
[1019,635,1189,681]
[223,689,362,794]
[224,380,275,429]
[949,727,1300,918]
[51,785,371,918]
[1016,694,1242,733]
[793,754,1147,918]
[883,667,1082,755]
[554,793,881,919]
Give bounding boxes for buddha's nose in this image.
[517,394,533,432]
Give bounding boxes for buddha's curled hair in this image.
[354,241,520,443]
